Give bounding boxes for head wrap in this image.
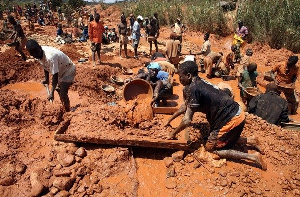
[147,62,161,70]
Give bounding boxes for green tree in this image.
[67,0,86,9]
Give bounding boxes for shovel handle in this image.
[44,84,53,103]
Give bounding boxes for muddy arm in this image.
[164,103,187,126]
[168,106,194,139]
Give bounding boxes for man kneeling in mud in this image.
[165,61,267,170]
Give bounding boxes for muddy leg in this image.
[149,41,152,55]
[59,82,71,112]
[124,44,128,58]
[214,149,267,171]
[119,43,122,57]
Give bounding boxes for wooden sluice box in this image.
[54,119,191,150]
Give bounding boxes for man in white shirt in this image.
[26,39,76,112]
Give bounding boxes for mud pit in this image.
[0,5,300,197]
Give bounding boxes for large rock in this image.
[53,177,75,191]
[163,157,173,168]
[57,153,75,167]
[165,177,177,189]
[30,172,45,197]
[0,176,14,186]
[53,168,72,177]
[172,151,185,162]
[54,190,70,197]
[75,147,87,158]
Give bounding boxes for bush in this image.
[237,0,300,53]
[122,0,229,36]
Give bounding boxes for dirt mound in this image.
[0,48,43,88]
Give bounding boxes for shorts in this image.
[119,34,128,45]
[91,43,101,52]
[207,110,245,150]
[147,36,156,42]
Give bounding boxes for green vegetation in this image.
[121,0,300,52]
[237,0,300,53]
[123,0,229,36]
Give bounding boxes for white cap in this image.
[184,55,195,62]
[137,15,144,21]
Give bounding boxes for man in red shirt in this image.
[271,56,299,114]
[88,13,105,67]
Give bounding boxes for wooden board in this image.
[152,106,178,114]
[54,119,190,150]
[281,122,300,131]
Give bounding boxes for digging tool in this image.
[191,153,213,174]
[44,84,53,103]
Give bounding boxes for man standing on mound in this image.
[89,13,105,67]
[26,39,76,112]
[165,61,267,171]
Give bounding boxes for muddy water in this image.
[1,81,83,109]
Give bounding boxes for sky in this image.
[85,0,124,3]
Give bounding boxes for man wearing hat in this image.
[25,39,76,112]
[132,15,143,58]
[136,62,172,107]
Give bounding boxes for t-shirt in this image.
[57,28,63,36]
[236,26,248,38]
[248,91,289,125]
[88,20,105,43]
[156,71,169,81]
[272,63,299,85]
[132,21,141,40]
[201,40,211,56]
[241,70,258,88]
[184,76,239,131]
[39,46,76,83]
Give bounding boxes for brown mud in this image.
[0,4,299,197]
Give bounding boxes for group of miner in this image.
[3,2,299,171]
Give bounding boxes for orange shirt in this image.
[272,63,299,84]
[88,21,105,43]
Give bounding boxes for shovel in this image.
[44,84,53,103]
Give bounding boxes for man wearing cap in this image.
[7,15,27,61]
[132,15,143,59]
[136,62,172,107]
[270,56,299,114]
[25,39,76,112]
[88,13,105,67]
[249,83,290,125]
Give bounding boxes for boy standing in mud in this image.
[165,61,267,171]
[7,15,27,61]
[25,39,76,112]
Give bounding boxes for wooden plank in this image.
[152,107,178,114]
[281,122,300,131]
[54,133,190,150]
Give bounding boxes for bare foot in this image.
[253,152,267,171]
